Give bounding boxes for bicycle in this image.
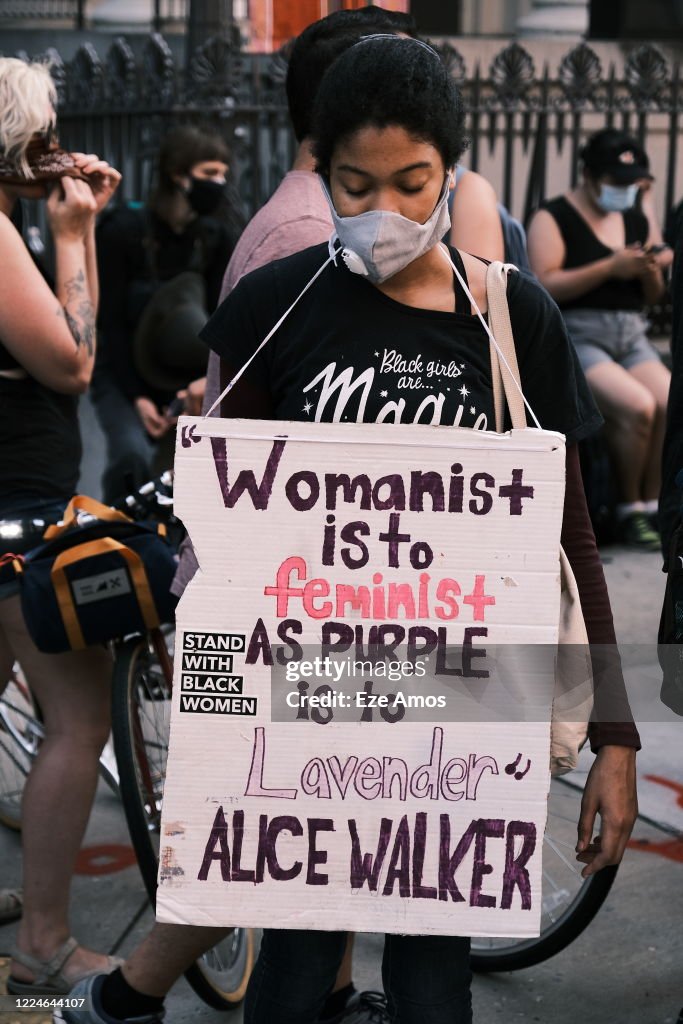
[0,475,253,1011]
[469,770,618,971]
[111,623,254,1010]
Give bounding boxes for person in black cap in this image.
[528,128,670,549]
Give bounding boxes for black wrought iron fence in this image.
[15,33,683,331]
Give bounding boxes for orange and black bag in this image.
[9,496,178,652]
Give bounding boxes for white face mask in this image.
[320,173,453,284]
[596,183,639,213]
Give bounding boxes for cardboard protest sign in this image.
[157,417,566,937]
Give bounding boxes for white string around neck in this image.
[437,244,542,430]
[205,238,542,432]
[204,249,338,418]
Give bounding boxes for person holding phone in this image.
[528,129,670,549]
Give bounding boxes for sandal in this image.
[0,888,22,925]
[7,936,123,996]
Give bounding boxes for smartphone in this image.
[166,396,184,417]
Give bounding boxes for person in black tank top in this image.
[0,57,124,995]
[528,128,670,550]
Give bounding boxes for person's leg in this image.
[382,934,472,1024]
[0,596,113,983]
[90,377,155,504]
[80,923,232,1021]
[628,359,671,502]
[119,923,230,997]
[585,360,656,504]
[245,929,347,1024]
[319,934,360,1022]
[80,925,362,1022]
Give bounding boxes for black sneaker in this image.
[616,511,661,551]
[54,974,164,1023]
[331,990,389,1023]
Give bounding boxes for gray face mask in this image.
[320,174,453,284]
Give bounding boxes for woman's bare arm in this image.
[0,177,98,394]
[449,170,504,262]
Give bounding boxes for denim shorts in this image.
[0,497,66,601]
[562,309,661,373]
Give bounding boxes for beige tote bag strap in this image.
[485,261,526,432]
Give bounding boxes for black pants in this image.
[245,929,472,1024]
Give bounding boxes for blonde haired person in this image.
[0,57,121,995]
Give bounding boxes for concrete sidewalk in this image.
[1,540,681,1024]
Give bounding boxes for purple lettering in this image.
[412,812,437,899]
[197,805,230,881]
[499,469,534,516]
[266,816,303,881]
[409,471,445,512]
[438,816,476,903]
[469,472,495,515]
[306,818,334,885]
[382,815,411,897]
[501,820,537,910]
[285,470,320,511]
[470,819,504,908]
[231,809,256,882]
[210,438,285,510]
[349,817,392,890]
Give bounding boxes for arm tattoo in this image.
[63,269,86,303]
[56,269,95,356]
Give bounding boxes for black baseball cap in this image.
[580,129,653,183]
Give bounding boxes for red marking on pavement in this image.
[627,837,683,863]
[626,774,683,862]
[75,844,137,875]
[642,774,683,808]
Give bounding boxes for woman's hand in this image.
[175,377,206,416]
[135,396,172,439]
[609,245,649,280]
[576,745,638,878]
[46,176,97,243]
[70,153,121,214]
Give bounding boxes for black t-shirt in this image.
[201,243,601,444]
[542,196,649,312]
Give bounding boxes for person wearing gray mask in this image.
[528,128,669,550]
[196,36,639,1024]
[320,161,454,284]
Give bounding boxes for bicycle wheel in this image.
[470,770,618,972]
[0,669,43,831]
[112,630,254,1010]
